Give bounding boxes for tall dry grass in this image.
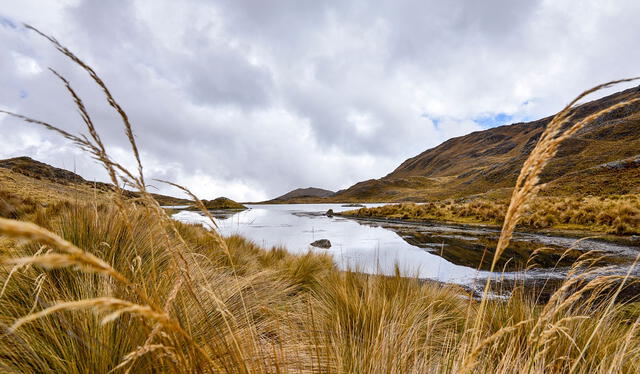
[0,26,639,373]
[343,194,640,234]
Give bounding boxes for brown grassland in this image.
[341,194,640,235]
[0,27,640,373]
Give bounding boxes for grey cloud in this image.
[1,0,640,201]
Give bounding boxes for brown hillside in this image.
[333,85,640,202]
[0,156,86,184]
[264,187,335,203]
[0,156,191,206]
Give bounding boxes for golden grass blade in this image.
[460,319,534,371]
[47,67,130,199]
[115,278,185,372]
[154,179,220,229]
[25,24,146,187]
[109,344,176,374]
[0,246,46,299]
[28,273,47,314]
[7,297,171,333]
[2,253,115,275]
[568,253,640,374]
[0,217,129,284]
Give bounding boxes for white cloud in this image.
[0,0,639,201]
[11,51,43,76]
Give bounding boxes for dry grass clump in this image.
[0,203,333,373]
[522,195,640,233]
[2,202,640,373]
[343,199,508,225]
[1,26,639,373]
[344,194,640,234]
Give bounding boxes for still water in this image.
[172,204,639,286]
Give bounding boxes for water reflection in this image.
[361,221,633,271]
[208,210,243,220]
[172,204,639,285]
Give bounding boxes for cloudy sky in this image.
[1,1,638,201]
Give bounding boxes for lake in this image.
[172,203,640,288]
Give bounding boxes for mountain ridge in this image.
[331,85,640,202]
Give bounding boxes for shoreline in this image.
[335,213,640,247]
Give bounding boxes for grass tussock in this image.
[343,194,640,234]
[2,202,640,373]
[0,26,639,373]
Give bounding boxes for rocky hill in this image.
[267,187,335,203]
[332,85,640,202]
[0,157,87,184]
[0,156,191,206]
[186,197,247,211]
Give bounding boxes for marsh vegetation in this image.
[341,194,640,234]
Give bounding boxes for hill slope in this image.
[268,187,335,203]
[0,156,87,184]
[333,86,640,202]
[0,156,191,206]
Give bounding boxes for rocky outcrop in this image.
[0,156,85,184]
[310,239,331,248]
[186,197,247,211]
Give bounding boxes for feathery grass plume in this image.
[24,24,145,188]
[461,318,534,371]
[567,254,640,374]
[461,78,640,369]
[154,179,228,246]
[27,273,47,314]
[9,20,211,324]
[46,68,131,204]
[13,25,253,370]
[493,78,640,270]
[2,253,120,274]
[0,217,130,286]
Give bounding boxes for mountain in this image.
[332,85,640,202]
[185,197,247,211]
[0,156,87,184]
[0,156,191,206]
[268,187,335,203]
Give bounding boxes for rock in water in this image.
[311,239,331,249]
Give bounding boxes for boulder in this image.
[310,239,331,249]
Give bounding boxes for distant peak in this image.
[272,187,335,201]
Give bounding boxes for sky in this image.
[1,0,639,201]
